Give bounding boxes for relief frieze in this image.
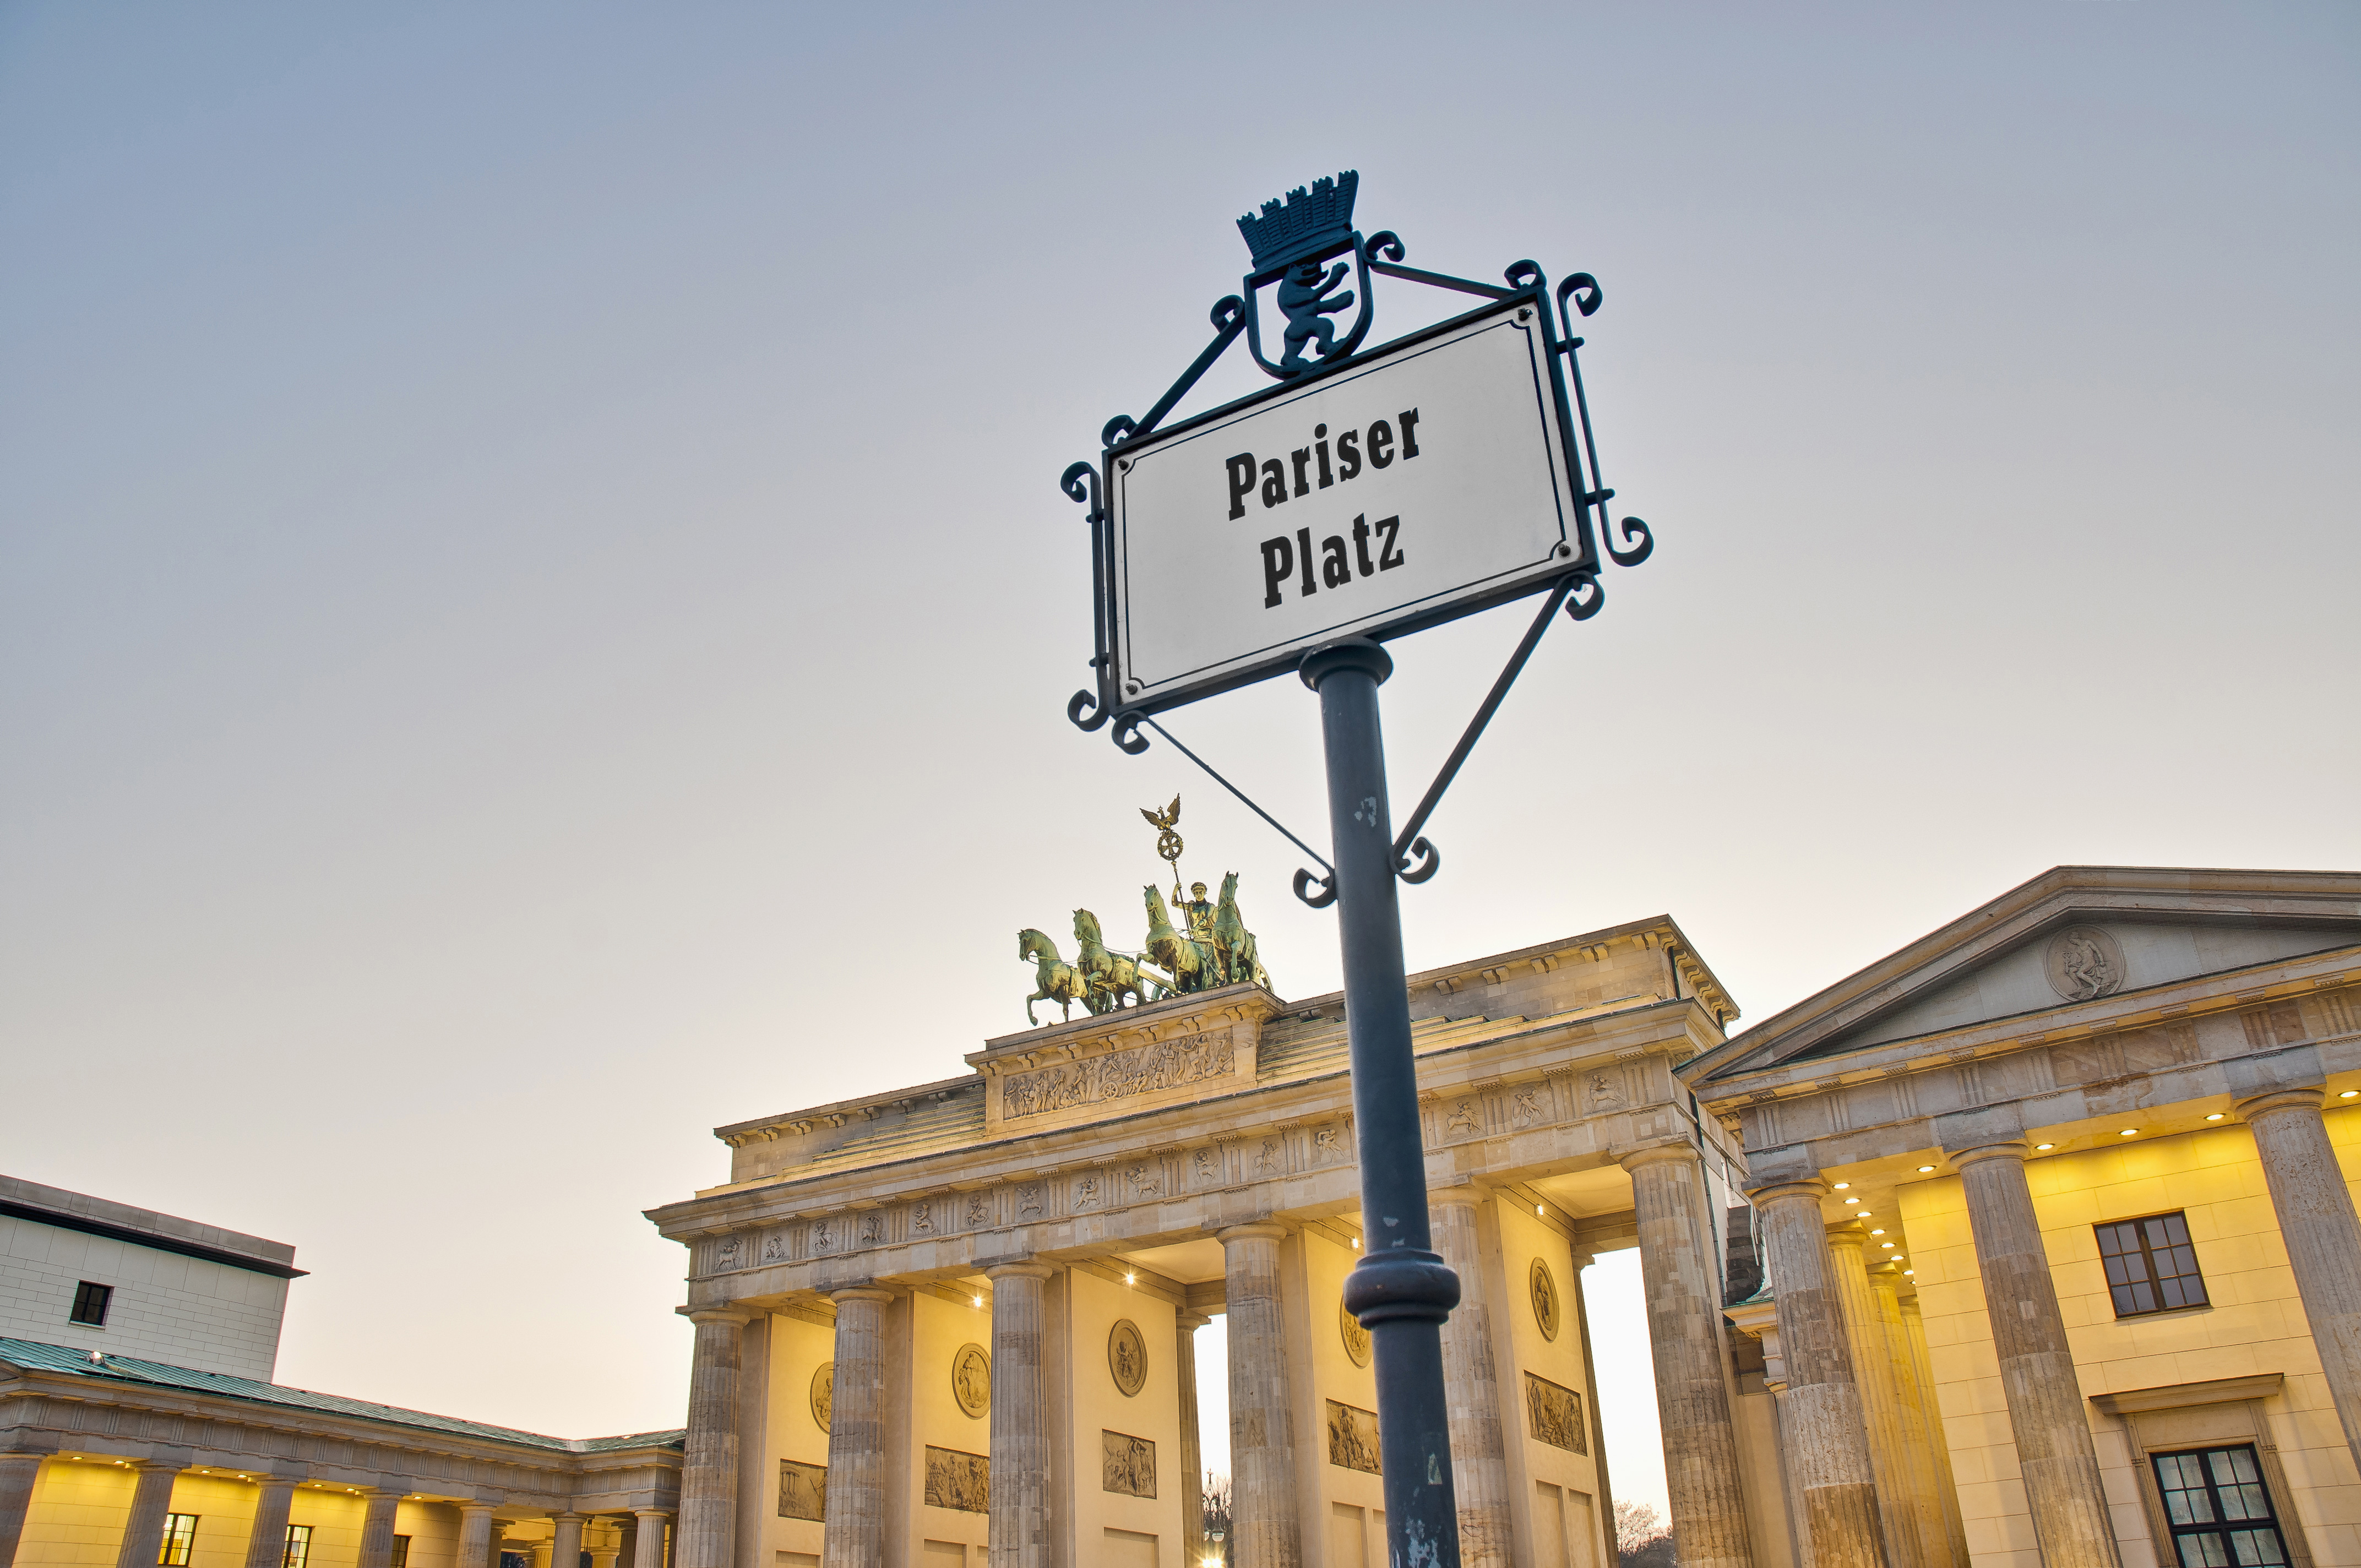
[1000,1031,1236,1120]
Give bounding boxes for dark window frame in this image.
[159,1514,199,1566]
[389,1537,410,1568]
[282,1523,312,1568]
[2150,1444,2291,1566]
[2095,1210,2209,1317]
[69,1281,113,1327]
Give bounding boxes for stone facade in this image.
[1691,866,2361,1568]
[649,917,1744,1568]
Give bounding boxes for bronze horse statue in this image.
[1212,870,1270,990]
[1017,928,1091,1025]
[1073,908,1157,1012]
[1142,884,1217,993]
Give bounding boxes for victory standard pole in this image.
[1304,637,1462,1566]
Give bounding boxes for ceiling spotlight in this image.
[1856,1212,1872,1219]
[1916,1164,1936,1173]
[1845,1196,1861,1205]
[1125,1272,1136,1285]
[2206,1113,2226,1121]
[971,1295,982,1308]
[1903,1269,1915,1276]
[1351,1238,1360,1248]
[2036,1142,2055,1151]
[2119,1129,2139,1137]
[2343,1091,2358,1099]
[1832,1182,1851,1190]
[1870,1228,1885,1235]
[1881,1242,1897,1249]
[1537,1204,1546,1215]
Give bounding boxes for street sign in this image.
[1108,295,1583,714]
[1052,171,1660,1568]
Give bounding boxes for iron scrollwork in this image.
[1057,170,1660,888]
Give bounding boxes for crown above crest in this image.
[1237,171,1359,273]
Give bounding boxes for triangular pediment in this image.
[1686,866,2361,1087]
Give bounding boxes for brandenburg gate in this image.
[645,916,1750,1568]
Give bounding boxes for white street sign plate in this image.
[1108,297,1581,712]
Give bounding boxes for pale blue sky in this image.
[4,1,2354,1516]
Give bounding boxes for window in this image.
[2151,1446,2289,1566]
[2096,1211,2208,1316]
[389,1539,410,1568]
[70,1281,113,1326]
[159,1516,199,1566]
[282,1524,312,1568]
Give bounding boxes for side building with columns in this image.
[644,914,1773,1568]
[1689,865,2361,1568]
[1,1179,684,1568]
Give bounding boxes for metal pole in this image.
[1301,637,1462,1568]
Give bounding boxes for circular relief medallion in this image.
[951,1342,991,1418]
[809,1362,834,1431]
[2046,926,2126,1003]
[1339,1298,1372,1368]
[1107,1318,1148,1397]
[1530,1257,1561,1341]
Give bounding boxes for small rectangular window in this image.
[2095,1211,2208,1316]
[159,1515,199,1566]
[389,1538,410,1568]
[283,1524,312,1568]
[2151,1445,2290,1565]
[70,1281,113,1326]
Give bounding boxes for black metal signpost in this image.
[1057,172,1654,1568]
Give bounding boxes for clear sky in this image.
[3,0,2354,1523]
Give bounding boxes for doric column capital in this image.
[1176,1310,1212,1332]
[1216,1221,1287,1246]
[1946,1139,2030,1172]
[983,1261,1052,1283]
[1618,1139,1701,1175]
[1428,1179,1488,1209]
[677,1306,753,1327]
[1823,1222,1870,1251]
[827,1286,894,1307]
[629,1510,671,1523]
[2236,1085,2326,1121]
[1748,1177,1829,1207]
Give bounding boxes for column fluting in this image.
[0,1455,43,1568]
[1868,1267,1956,1568]
[1950,1142,2120,1568]
[454,1506,497,1568]
[238,1479,300,1568]
[987,1263,1053,1568]
[629,1512,670,1568]
[1431,1190,1513,1568]
[2240,1087,2361,1464]
[1751,1179,1886,1568]
[355,1493,405,1568]
[112,1461,180,1568]
[677,1309,750,1568]
[1825,1228,1925,1568]
[1218,1223,1302,1568]
[545,1513,583,1568]
[820,1288,893,1568]
[1625,1144,1754,1568]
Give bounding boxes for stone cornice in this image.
[1689,944,2361,1112]
[0,1376,681,1506]
[1687,866,2361,1087]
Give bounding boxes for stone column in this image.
[987,1264,1053,1568]
[547,1515,583,1568]
[1218,1223,1302,1568]
[1431,1190,1513,1568]
[1868,1270,1957,1568]
[615,1516,637,1568]
[821,1288,893,1568]
[0,1455,45,1568]
[2239,1087,2361,1463]
[455,1506,497,1568]
[240,1479,300,1568]
[1624,1144,1753,1568]
[1751,1180,1885,1568]
[112,1462,181,1568]
[630,1513,670,1568]
[1824,1229,1924,1568]
[677,1309,750,1568]
[1896,1298,1966,1568]
[355,1493,405,1568]
[1950,1142,2120,1568]
[1176,1310,1209,1568]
